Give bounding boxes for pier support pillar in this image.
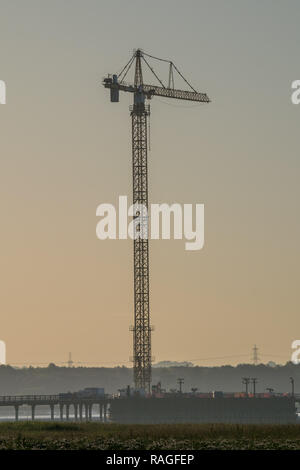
[85,403,89,421]
[15,405,19,421]
[31,405,35,421]
[60,404,64,421]
[50,404,54,420]
[79,403,83,421]
[103,404,107,422]
[89,404,93,421]
[74,404,78,421]
[66,404,70,420]
[99,404,103,421]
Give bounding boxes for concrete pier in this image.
[66,404,70,420]
[59,404,64,420]
[31,404,35,421]
[0,394,110,422]
[15,405,19,421]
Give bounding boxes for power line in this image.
[177,378,184,393]
[6,351,290,367]
[242,377,250,395]
[67,352,74,368]
[251,377,258,396]
[252,345,259,365]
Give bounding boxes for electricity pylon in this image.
[252,344,259,365]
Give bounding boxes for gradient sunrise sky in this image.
[0,0,299,366]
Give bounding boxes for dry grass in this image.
[0,422,300,449]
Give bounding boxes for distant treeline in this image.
[0,363,299,395]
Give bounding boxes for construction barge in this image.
[110,393,297,424]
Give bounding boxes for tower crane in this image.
[103,49,210,393]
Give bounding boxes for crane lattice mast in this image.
[103,49,210,393]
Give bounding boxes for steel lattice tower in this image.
[131,102,152,391]
[103,49,210,393]
[131,51,152,391]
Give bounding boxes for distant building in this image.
[153,361,194,368]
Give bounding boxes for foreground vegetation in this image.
[0,422,299,449]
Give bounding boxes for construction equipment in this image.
[251,377,258,396]
[103,49,210,392]
[242,377,251,395]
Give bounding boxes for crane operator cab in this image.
[134,85,145,105]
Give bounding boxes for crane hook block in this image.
[110,74,119,102]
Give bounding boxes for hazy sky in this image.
[0,0,299,367]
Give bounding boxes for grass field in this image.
[0,422,299,449]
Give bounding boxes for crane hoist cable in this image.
[142,50,197,92]
[141,55,166,88]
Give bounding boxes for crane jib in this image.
[103,78,210,103]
